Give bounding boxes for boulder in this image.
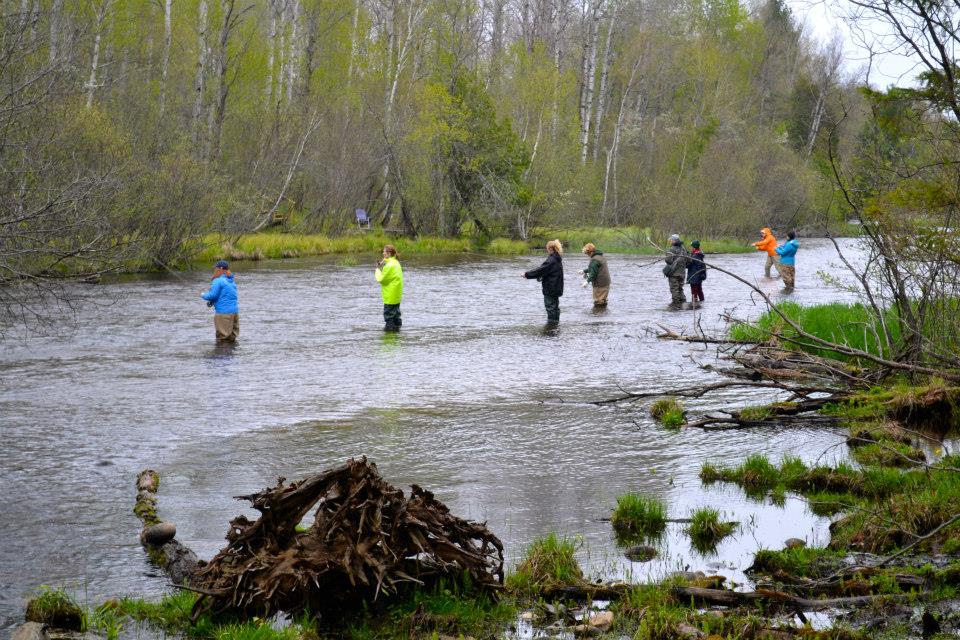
[12,622,49,640]
[624,545,657,562]
[572,625,603,637]
[587,611,614,630]
[784,538,806,550]
[142,522,177,546]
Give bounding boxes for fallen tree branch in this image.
[671,586,913,610]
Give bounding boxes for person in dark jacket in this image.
[200,259,239,342]
[686,240,706,307]
[663,234,690,309]
[581,243,611,307]
[523,239,564,323]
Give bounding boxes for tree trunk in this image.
[192,0,209,151]
[49,0,64,62]
[592,6,615,162]
[265,0,278,107]
[579,0,600,164]
[209,0,236,161]
[158,0,172,117]
[347,0,360,83]
[85,0,111,108]
[805,90,825,155]
[602,55,640,219]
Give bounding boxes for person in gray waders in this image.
[663,234,690,309]
[581,243,611,307]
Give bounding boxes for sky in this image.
[785,0,925,87]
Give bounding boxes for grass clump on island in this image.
[651,398,685,428]
[504,532,583,597]
[686,508,736,551]
[611,493,667,540]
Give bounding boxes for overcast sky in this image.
[785,0,925,87]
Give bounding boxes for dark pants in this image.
[383,303,402,330]
[690,284,704,301]
[543,295,560,323]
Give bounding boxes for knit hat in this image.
[215,260,229,269]
[668,234,681,243]
[691,240,701,249]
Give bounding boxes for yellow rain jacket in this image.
[375,256,403,304]
[753,227,777,256]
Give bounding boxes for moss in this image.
[852,442,926,467]
[750,547,843,578]
[739,406,774,422]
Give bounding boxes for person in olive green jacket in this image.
[581,243,611,307]
[375,244,404,331]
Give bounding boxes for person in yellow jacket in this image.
[753,227,778,278]
[375,244,404,331]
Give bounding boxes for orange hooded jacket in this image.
[753,228,777,256]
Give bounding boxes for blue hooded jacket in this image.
[775,238,799,266]
[201,274,238,314]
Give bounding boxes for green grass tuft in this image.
[650,398,685,428]
[25,587,84,630]
[686,508,736,552]
[611,493,668,540]
[505,533,583,596]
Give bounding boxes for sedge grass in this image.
[686,508,736,551]
[611,493,667,539]
[505,533,583,596]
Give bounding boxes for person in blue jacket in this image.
[775,230,799,290]
[201,259,239,342]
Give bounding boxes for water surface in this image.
[0,239,862,631]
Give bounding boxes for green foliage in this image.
[25,587,83,629]
[650,398,685,428]
[851,442,925,468]
[750,547,842,577]
[611,493,668,539]
[729,302,902,362]
[505,533,583,596]
[686,507,736,551]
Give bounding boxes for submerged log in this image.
[133,469,200,585]
[671,585,913,610]
[191,457,504,620]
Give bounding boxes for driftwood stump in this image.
[192,457,504,620]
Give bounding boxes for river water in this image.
[0,239,862,632]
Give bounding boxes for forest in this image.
[1,0,864,269]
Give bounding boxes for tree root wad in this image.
[191,457,504,621]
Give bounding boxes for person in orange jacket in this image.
[753,227,778,278]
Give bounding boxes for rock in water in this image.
[784,538,806,550]
[588,611,614,630]
[624,545,657,562]
[12,623,49,640]
[142,522,177,545]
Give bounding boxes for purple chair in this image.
[355,208,371,229]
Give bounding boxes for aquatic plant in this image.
[611,493,667,538]
[686,508,736,551]
[650,398,685,428]
[504,533,583,596]
[851,442,925,468]
[25,587,83,630]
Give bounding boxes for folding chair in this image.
[355,208,371,229]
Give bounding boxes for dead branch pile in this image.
[191,457,504,620]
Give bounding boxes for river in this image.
[0,239,862,632]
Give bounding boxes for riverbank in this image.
[192,227,754,264]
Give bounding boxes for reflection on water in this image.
[0,240,864,630]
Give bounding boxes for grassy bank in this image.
[192,227,756,265]
[729,301,902,362]
[530,226,754,254]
